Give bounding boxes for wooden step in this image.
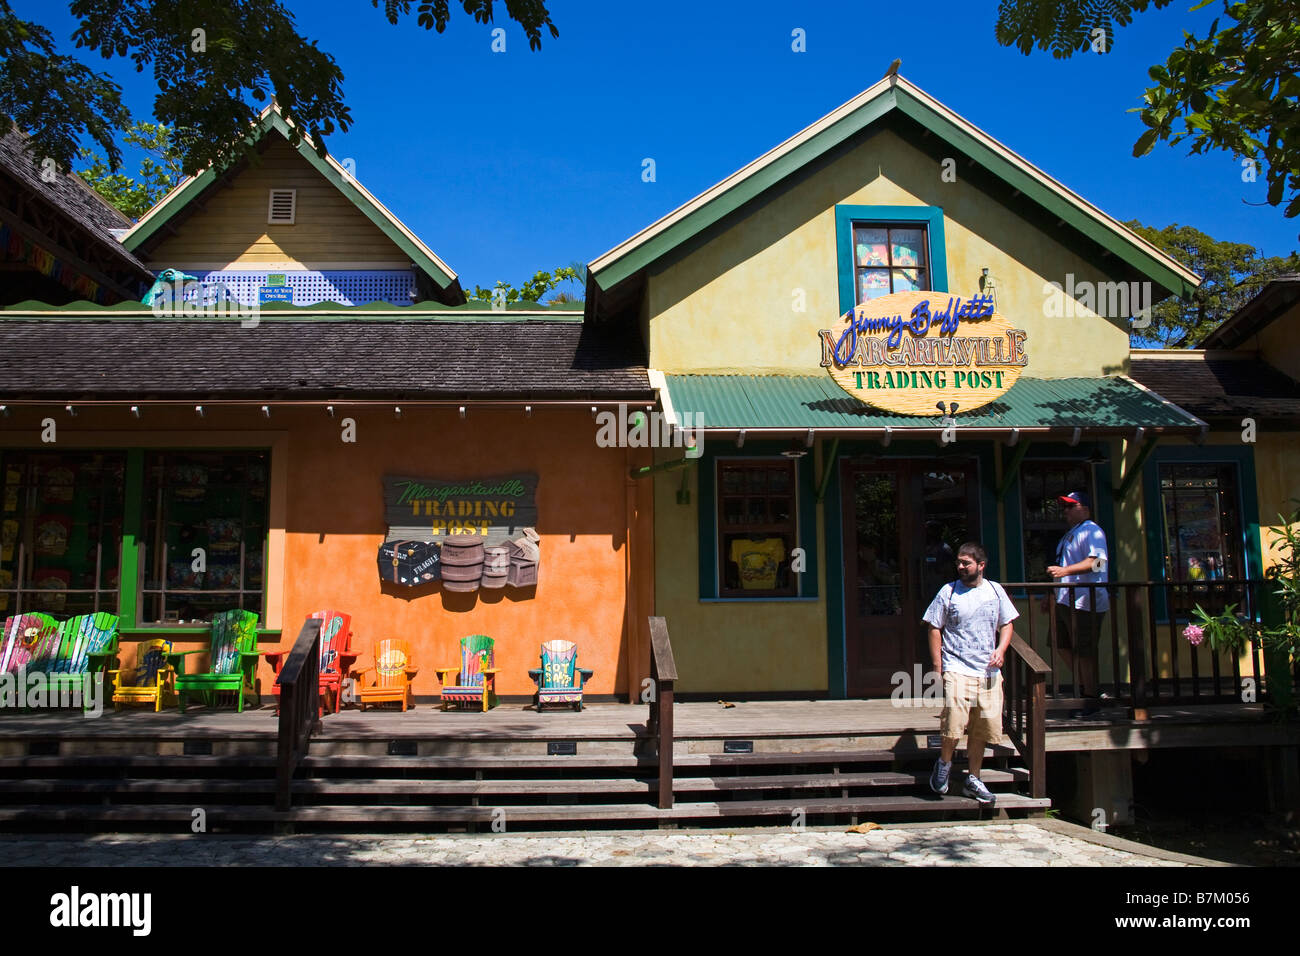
[0,792,1050,825]
[0,767,1029,799]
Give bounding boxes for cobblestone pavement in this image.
[0,821,1204,866]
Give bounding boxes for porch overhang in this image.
[657,373,1208,439]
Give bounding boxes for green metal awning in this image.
[662,374,1206,435]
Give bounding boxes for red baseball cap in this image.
[1059,490,1091,508]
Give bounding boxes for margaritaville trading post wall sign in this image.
[378,474,540,590]
[819,291,1028,415]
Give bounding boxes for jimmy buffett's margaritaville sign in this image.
[818,290,1028,414]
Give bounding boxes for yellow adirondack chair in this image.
[352,639,418,711]
[110,639,177,711]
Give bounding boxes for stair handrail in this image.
[275,617,322,811]
[646,616,677,810]
[1003,632,1049,800]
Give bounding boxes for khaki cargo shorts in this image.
[940,671,1005,744]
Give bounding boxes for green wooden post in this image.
[118,449,144,628]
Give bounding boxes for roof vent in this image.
[267,189,296,224]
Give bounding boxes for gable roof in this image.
[1129,350,1300,424]
[1197,275,1300,348]
[588,74,1201,302]
[121,105,461,301]
[0,125,153,285]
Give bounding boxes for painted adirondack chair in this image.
[528,640,594,712]
[434,634,498,712]
[45,613,121,710]
[352,639,418,711]
[264,610,357,716]
[0,612,57,675]
[172,609,260,712]
[110,639,176,711]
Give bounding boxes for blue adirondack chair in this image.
[45,613,120,710]
[528,640,594,712]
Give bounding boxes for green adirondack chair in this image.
[172,609,261,712]
[43,613,120,711]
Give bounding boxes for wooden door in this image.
[842,459,981,697]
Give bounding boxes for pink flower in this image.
[1183,624,1205,646]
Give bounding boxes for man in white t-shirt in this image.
[1043,490,1109,716]
[923,542,1019,806]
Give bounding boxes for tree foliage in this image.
[1125,220,1298,346]
[465,265,584,305]
[995,1,1300,221]
[76,121,185,219]
[1,0,555,179]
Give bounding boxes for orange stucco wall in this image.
[0,402,655,700]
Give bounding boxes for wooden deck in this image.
[0,698,1291,756]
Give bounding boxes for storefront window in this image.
[853,224,930,302]
[1158,464,1243,584]
[0,452,125,616]
[1019,460,1091,581]
[718,459,797,597]
[140,451,268,624]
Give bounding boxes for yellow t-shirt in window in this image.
[729,537,785,591]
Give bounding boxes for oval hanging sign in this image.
[818,290,1028,415]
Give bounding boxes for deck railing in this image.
[274,617,322,811]
[646,616,677,810]
[1004,579,1280,709]
[1002,633,1049,799]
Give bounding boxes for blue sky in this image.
[17,0,1298,289]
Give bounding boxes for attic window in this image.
[267,189,296,225]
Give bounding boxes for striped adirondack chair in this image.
[0,612,57,675]
[353,639,418,711]
[528,640,594,712]
[434,634,498,712]
[110,639,176,712]
[173,609,260,712]
[265,610,358,716]
[45,613,120,709]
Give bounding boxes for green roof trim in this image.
[122,110,457,291]
[592,78,1199,301]
[592,90,898,291]
[664,374,1205,431]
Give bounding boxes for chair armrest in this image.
[481,668,500,675]
[405,666,420,679]
[262,650,288,671]
[350,664,374,677]
[577,668,594,687]
[433,667,457,683]
[527,668,542,687]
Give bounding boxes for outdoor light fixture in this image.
[459,406,466,419]
[591,406,598,418]
[261,405,271,418]
[525,405,532,418]
[0,406,8,417]
[326,405,335,418]
[195,405,204,418]
[130,406,140,418]
[65,404,76,417]
[781,440,807,459]
[394,406,402,419]
[1087,446,1108,465]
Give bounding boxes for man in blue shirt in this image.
[924,542,1018,805]
[1045,490,1109,717]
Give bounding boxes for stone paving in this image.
[0,821,1203,866]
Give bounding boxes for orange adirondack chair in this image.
[352,639,418,711]
[264,610,357,716]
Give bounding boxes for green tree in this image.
[76,121,184,219]
[1125,220,1299,346]
[0,0,556,177]
[465,265,585,305]
[995,1,1300,221]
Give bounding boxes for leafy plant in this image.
[76,121,184,219]
[465,266,584,305]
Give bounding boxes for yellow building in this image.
[591,74,1292,707]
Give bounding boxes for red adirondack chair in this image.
[264,610,357,716]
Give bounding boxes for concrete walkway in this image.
[0,819,1218,866]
